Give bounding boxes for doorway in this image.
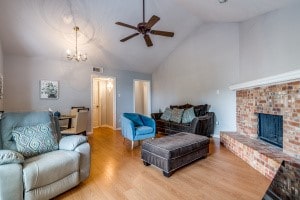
[92,76,116,130]
[133,80,151,116]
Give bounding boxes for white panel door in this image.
[92,78,100,128]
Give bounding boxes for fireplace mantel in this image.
[229,69,300,91]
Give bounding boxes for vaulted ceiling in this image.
[0,0,298,73]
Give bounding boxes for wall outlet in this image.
[216,121,220,125]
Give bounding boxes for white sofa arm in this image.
[0,163,23,200]
[75,143,91,182]
[0,150,24,165]
[59,135,88,151]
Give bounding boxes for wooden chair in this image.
[70,107,89,128]
[61,111,88,135]
[60,107,89,130]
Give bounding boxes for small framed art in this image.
[40,80,59,99]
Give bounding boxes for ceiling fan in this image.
[115,0,174,47]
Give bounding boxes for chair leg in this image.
[131,141,134,149]
[123,138,126,144]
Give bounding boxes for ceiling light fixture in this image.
[66,26,87,62]
[218,0,228,3]
[107,79,113,92]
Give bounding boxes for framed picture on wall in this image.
[40,80,59,99]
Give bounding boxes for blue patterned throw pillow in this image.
[182,107,196,123]
[160,108,172,121]
[170,108,184,123]
[12,122,58,158]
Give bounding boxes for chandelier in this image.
[66,26,87,62]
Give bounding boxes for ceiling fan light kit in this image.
[116,0,174,47]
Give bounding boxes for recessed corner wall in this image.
[152,23,240,137]
[239,3,300,83]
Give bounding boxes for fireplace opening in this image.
[258,113,283,148]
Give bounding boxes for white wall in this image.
[0,40,3,111]
[152,23,239,137]
[239,3,300,82]
[3,55,151,130]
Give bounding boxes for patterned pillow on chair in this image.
[12,122,58,157]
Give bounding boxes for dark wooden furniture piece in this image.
[151,104,214,137]
[141,132,209,177]
[58,115,75,129]
[263,160,300,200]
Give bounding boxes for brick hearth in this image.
[220,132,300,179]
[221,80,300,179]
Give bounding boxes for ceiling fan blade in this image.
[145,15,160,29]
[150,30,174,37]
[120,33,140,42]
[144,34,153,47]
[116,22,138,31]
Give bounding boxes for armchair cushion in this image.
[59,135,88,151]
[23,150,79,192]
[0,150,24,165]
[136,126,154,135]
[12,122,58,158]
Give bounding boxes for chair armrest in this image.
[0,163,23,200]
[59,135,88,151]
[121,116,136,140]
[151,113,162,120]
[0,150,24,165]
[74,142,90,182]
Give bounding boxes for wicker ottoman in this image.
[141,132,209,177]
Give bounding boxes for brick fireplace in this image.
[221,79,300,179]
[236,81,300,157]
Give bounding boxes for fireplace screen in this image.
[258,113,283,148]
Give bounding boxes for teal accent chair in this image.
[121,113,156,149]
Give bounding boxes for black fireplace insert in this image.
[258,113,283,148]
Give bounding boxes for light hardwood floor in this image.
[55,127,271,200]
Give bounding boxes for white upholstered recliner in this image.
[0,111,91,200]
